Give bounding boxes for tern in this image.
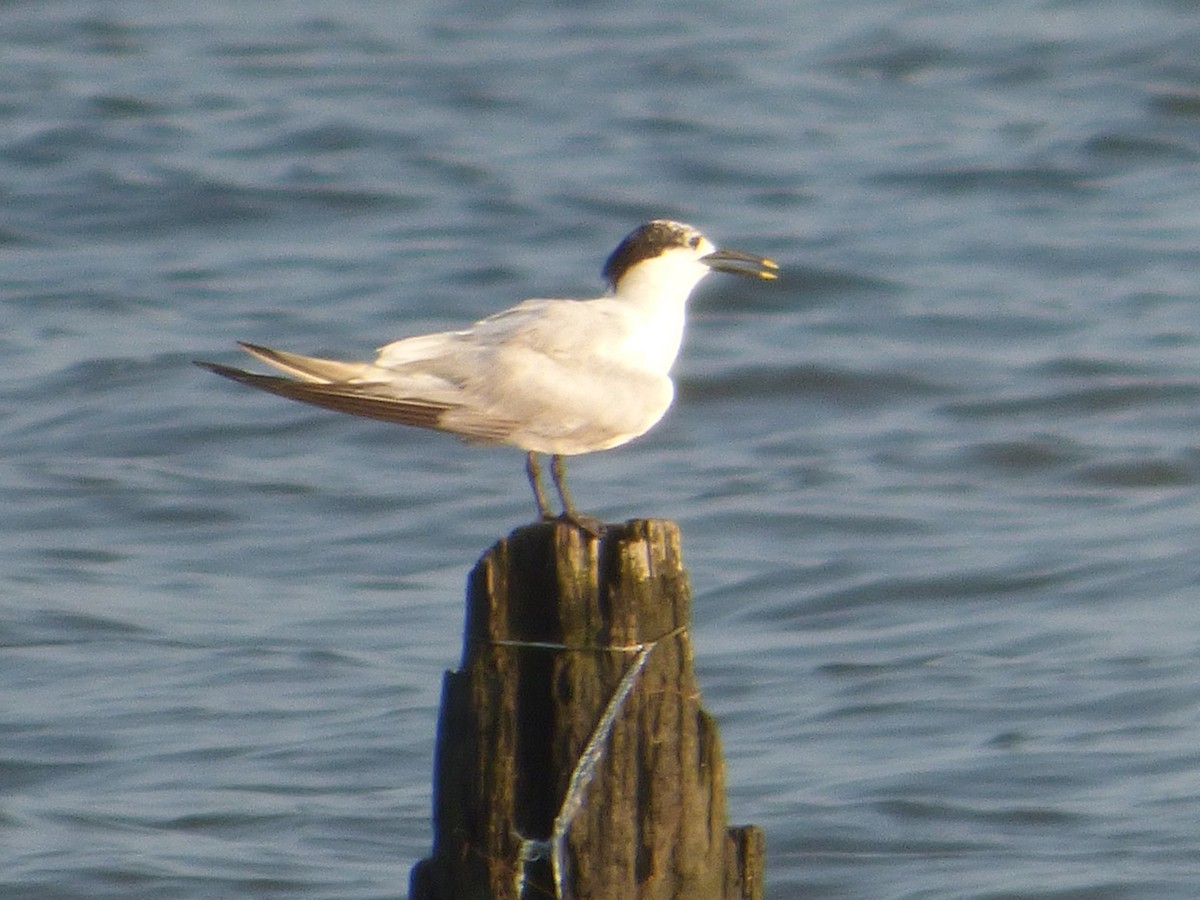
[196,220,778,523]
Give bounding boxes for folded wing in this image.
[194,358,516,443]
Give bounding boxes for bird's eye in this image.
[689,235,702,249]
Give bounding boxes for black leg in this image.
[549,454,576,519]
[549,455,604,535]
[525,452,554,519]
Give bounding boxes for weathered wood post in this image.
[410,518,764,900]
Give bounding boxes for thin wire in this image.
[502,624,688,899]
[487,637,665,654]
[550,643,653,898]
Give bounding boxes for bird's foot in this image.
[540,510,606,537]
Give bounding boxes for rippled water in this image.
[4,1,1200,898]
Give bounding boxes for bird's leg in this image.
[549,455,604,535]
[525,452,554,520]
[550,454,576,519]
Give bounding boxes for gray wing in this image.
[193,360,516,443]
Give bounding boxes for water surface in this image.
[3,1,1200,897]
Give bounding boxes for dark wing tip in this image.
[194,359,260,383]
[236,340,273,355]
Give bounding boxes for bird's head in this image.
[602,220,778,297]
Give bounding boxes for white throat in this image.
[609,249,712,374]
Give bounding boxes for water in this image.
[3,1,1200,897]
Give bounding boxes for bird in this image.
[195,219,778,525]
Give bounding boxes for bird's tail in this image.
[237,341,376,383]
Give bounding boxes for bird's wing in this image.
[193,361,516,443]
[374,332,464,369]
[467,298,626,363]
[371,301,580,372]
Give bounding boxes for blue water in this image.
[4,1,1200,897]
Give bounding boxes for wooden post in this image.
[410,519,764,900]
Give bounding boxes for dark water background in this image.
[4,2,1200,897]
